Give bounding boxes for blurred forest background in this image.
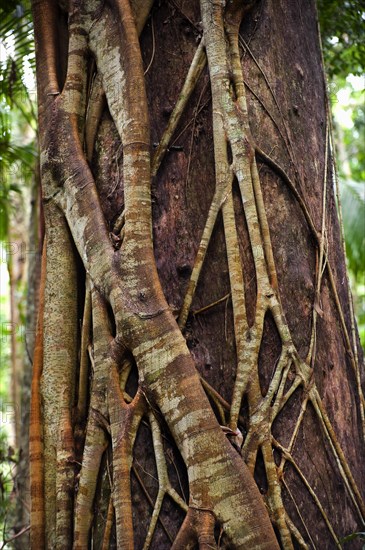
[0,0,364,546]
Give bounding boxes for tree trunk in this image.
[12,169,42,549]
[29,0,364,548]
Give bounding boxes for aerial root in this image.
[142,412,188,550]
[261,440,294,549]
[171,508,217,550]
[76,276,92,422]
[152,39,206,177]
[273,438,342,548]
[101,497,114,550]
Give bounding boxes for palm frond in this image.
[0,3,35,110]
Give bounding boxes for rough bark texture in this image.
[29,0,364,549]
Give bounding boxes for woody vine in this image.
[29,0,365,548]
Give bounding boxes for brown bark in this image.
[30,238,46,548]
[29,0,364,548]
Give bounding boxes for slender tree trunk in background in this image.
[5,184,38,547]
[12,172,42,549]
[29,0,364,548]
[7,253,20,450]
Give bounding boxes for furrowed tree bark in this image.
[30,0,364,549]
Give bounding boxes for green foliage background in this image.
[318,0,365,78]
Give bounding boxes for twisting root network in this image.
[29,0,364,548]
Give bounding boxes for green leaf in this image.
[317,0,365,78]
[340,531,365,543]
